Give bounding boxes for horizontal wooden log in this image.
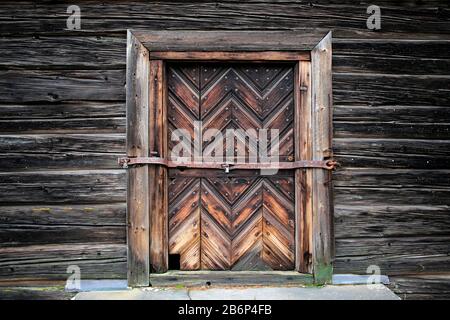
[0,70,125,103]
[2,135,449,171]
[334,138,450,169]
[334,187,450,206]
[334,105,450,124]
[0,170,125,204]
[0,134,124,170]
[336,254,450,276]
[0,225,125,247]
[333,41,450,75]
[3,36,450,78]
[390,274,450,300]
[0,287,75,300]
[6,108,448,138]
[333,73,450,107]
[9,116,446,139]
[0,2,448,39]
[335,121,450,139]
[336,236,450,257]
[335,236,450,275]
[1,170,449,206]
[0,243,126,280]
[333,39,450,60]
[0,102,125,119]
[0,118,125,134]
[0,203,125,226]
[1,70,447,107]
[1,135,449,171]
[335,205,450,238]
[0,37,126,69]
[334,169,450,188]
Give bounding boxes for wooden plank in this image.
[334,138,450,169]
[126,30,150,286]
[310,31,333,284]
[335,236,450,275]
[0,203,125,226]
[0,2,449,39]
[150,271,313,287]
[149,59,168,273]
[150,51,310,61]
[335,187,450,206]
[0,118,125,134]
[0,71,448,107]
[333,41,450,75]
[4,135,449,171]
[0,37,126,69]
[133,30,328,52]
[334,121,450,140]
[0,134,125,170]
[390,275,450,300]
[0,70,124,103]
[0,225,125,247]
[333,73,450,106]
[0,286,75,300]
[335,205,450,238]
[0,243,126,280]
[0,102,125,120]
[0,170,125,204]
[333,39,450,60]
[334,169,450,189]
[4,37,450,75]
[334,105,450,124]
[295,60,313,273]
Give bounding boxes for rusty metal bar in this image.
[118,157,337,171]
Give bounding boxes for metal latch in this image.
[118,157,130,168]
[221,163,234,173]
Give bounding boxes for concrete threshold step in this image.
[74,284,400,300]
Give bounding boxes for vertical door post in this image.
[126,31,150,286]
[311,31,334,284]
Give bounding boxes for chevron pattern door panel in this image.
[168,63,296,270]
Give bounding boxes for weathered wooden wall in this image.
[0,0,449,299]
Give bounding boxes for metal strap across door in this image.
[118,156,337,171]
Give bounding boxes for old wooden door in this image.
[167,63,296,270]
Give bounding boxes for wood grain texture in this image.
[167,63,296,271]
[310,32,334,284]
[0,2,448,39]
[295,60,313,273]
[0,134,124,170]
[0,70,125,103]
[335,236,450,275]
[389,274,450,300]
[150,51,310,61]
[335,205,450,238]
[150,270,313,287]
[0,0,448,298]
[334,138,450,169]
[0,170,125,204]
[0,244,126,281]
[134,30,328,51]
[148,60,168,273]
[126,31,150,286]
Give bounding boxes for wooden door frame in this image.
[125,30,334,286]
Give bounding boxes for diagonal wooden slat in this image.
[168,177,201,270]
[168,63,296,271]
